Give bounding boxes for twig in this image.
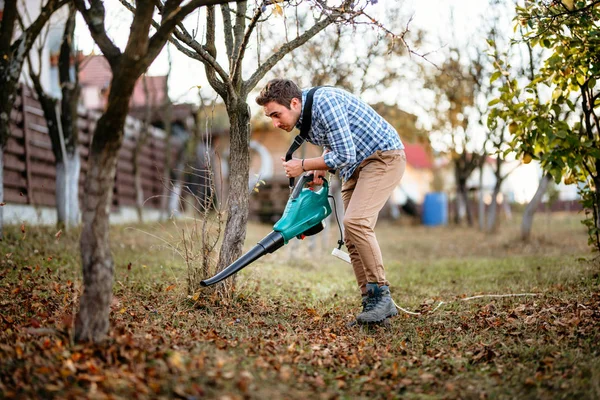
[461,293,539,301]
[393,292,540,316]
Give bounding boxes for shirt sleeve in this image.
[316,93,356,169]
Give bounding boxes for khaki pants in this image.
[341,149,406,293]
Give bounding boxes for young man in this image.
[256,79,406,324]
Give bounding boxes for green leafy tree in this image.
[488,0,600,251]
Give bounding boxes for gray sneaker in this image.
[356,283,398,323]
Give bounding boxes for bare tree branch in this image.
[0,0,18,52]
[73,0,121,66]
[124,1,154,61]
[205,5,231,99]
[232,1,247,61]
[149,0,244,62]
[221,4,235,59]
[231,4,263,87]
[242,14,333,96]
[116,0,230,95]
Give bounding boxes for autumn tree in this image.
[26,3,81,230]
[489,0,600,250]
[0,0,68,236]
[119,0,407,294]
[72,0,242,343]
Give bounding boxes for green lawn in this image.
[1,212,598,399]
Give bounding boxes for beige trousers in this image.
[341,149,406,293]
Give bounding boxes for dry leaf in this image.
[165,284,176,292]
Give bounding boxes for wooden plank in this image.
[5,138,25,156]
[9,109,23,125]
[116,184,136,197]
[30,176,56,192]
[9,125,24,139]
[116,173,135,185]
[22,95,33,205]
[3,169,27,189]
[30,191,56,207]
[28,121,48,135]
[23,105,45,117]
[3,153,26,171]
[4,188,28,204]
[27,146,56,163]
[30,162,57,179]
[117,160,134,173]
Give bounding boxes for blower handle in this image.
[291,173,328,199]
[285,152,295,189]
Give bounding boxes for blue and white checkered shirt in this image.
[295,87,404,181]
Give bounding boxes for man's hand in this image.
[309,170,326,186]
[281,157,303,178]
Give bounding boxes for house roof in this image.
[404,143,433,169]
[78,54,167,109]
[130,75,167,108]
[79,55,112,89]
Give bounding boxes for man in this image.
[255,79,406,324]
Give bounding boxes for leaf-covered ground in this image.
[1,212,599,399]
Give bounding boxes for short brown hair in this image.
[255,79,302,109]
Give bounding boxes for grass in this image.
[0,211,599,399]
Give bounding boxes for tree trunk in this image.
[75,73,136,342]
[75,126,120,342]
[215,101,251,293]
[521,173,551,241]
[0,151,4,235]
[592,164,600,252]
[0,74,20,238]
[60,4,80,228]
[486,181,502,233]
[457,183,473,227]
[478,165,485,231]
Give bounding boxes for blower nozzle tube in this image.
[200,231,285,287]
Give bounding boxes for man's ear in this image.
[290,97,301,110]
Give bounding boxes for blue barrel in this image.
[422,192,448,226]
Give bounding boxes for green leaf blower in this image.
[200,173,332,287]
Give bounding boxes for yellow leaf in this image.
[119,308,126,314]
[273,4,283,16]
[192,292,200,301]
[168,351,185,371]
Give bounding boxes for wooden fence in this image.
[4,85,178,209]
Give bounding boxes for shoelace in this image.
[364,292,382,311]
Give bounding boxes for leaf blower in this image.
[200,173,333,287]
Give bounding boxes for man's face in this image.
[263,98,301,132]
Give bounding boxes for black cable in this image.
[328,195,344,249]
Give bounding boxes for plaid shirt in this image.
[295,87,404,181]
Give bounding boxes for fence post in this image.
[21,85,33,205]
